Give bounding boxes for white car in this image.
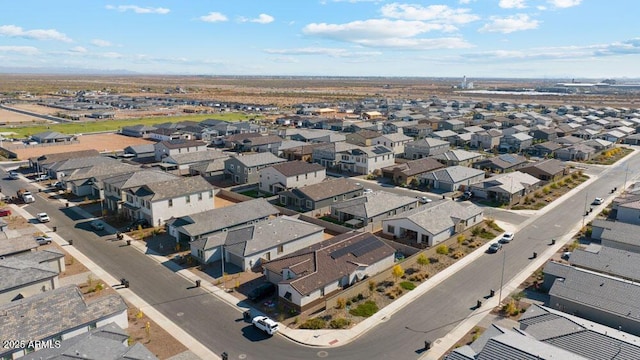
[500,232,515,243]
[363,188,373,194]
[417,196,432,204]
[37,213,50,223]
[592,197,604,205]
[252,316,279,336]
[35,235,52,245]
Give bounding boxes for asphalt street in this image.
[3,150,639,360]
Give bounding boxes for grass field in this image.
[0,112,261,138]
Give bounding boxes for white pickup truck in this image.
[252,316,279,336]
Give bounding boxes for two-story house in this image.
[338,145,394,175]
[499,132,534,152]
[259,161,326,195]
[345,129,382,146]
[470,129,502,150]
[372,132,413,156]
[154,139,208,161]
[224,152,287,184]
[404,138,450,159]
[102,170,179,217]
[278,177,364,211]
[311,142,360,170]
[127,176,216,226]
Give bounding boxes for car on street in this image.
[247,282,276,302]
[36,174,50,181]
[592,197,604,205]
[0,209,11,217]
[37,213,50,223]
[252,315,279,336]
[500,232,515,244]
[127,219,150,231]
[90,220,105,231]
[461,191,473,200]
[35,235,53,245]
[8,171,19,179]
[488,242,503,253]
[561,251,572,260]
[51,181,65,189]
[363,188,373,194]
[417,196,432,204]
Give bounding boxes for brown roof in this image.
[519,159,567,176]
[295,177,362,201]
[243,135,284,146]
[282,143,329,156]
[354,129,382,139]
[158,139,207,149]
[30,149,100,165]
[263,232,394,296]
[382,157,444,177]
[269,161,325,177]
[224,133,262,142]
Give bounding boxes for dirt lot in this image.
[9,133,153,160]
[0,108,50,124]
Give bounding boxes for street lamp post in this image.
[220,246,225,290]
[499,249,506,306]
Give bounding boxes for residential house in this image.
[419,166,486,192]
[41,155,116,180]
[224,152,287,184]
[259,161,326,195]
[338,145,394,175]
[30,131,73,144]
[168,198,279,242]
[499,132,534,152]
[613,199,640,226]
[238,134,284,153]
[311,142,359,170]
[160,149,229,175]
[470,129,502,150]
[123,144,155,161]
[469,171,541,204]
[403,123,433,138]
[127,176,216,226]
[65,162,139,197]
[345,129,381,146]
[528,141,563,157]
[431,149,483,167]
[590,219,640,253]
[190,216,324,271]
[555,143,596,161]
[381,157,444,186]
[121,124,158,138]
[278,177,364,211]
[0,251,64,303]
[532,127,559,142]
[102,170,179,216]
[329,191,418,228]
[0,235,39,258]
[0,285,127,359]
[430,130,458,144]
[147,127,191,142]
[281,143,327,162]
[263,232,395,311]
[404,138,450,159]
[372,132,413,156]
[362,111,384,120]
[438,119,465,132]
[473,154,529,173]
[29,149,100,174]
[154,139,208,161]
[222,132,263,148]
[568,246,640,283]
[518,159,569,182]
[382,200,483,247]
[583,138,614,151]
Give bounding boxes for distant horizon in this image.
[1,1,639,78]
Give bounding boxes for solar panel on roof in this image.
[352,240,384,257]
[501,154,517,163]
[330,243,359,259]
[330,236,380,259]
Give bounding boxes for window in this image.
[168,199,173,207]
[284,291,292,300]
[305,174,308,179]
[278,245,284,254]
[421,234,429,243]
[387,225,395,233]
[209,190,213,198]
[333,196,338,202]
[198,193,203,201]
[186,195,191,203]
[296,175,299,181]
[229,164,234,170]
[320,287,325,296]
[88,322,97,330]
[306,200,312,209]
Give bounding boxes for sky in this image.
[0,1,639,78]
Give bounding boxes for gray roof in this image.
[103,170,179,190]
[137,176,215,201]
[332,191,417,219]
[176,198,279,237]
[164,149,228,165]
[432,149,482,162]
[592,219,640,247]
[125,143,155,155]
[379,132,412,142]
[570,247,640,282]
[228,152,286,168]
[267,161,325,177]
[0,285,127,345]
[0,256,58,292]
[406,138,449,148]
[32,131,71,140]
[549,266,640,322]
[384,200,483,235]
[156,139,206,149]
[195,216,324,256]
[291,177,363,202]
[23,322,158,360]
[66,162,139,182]
[48,156,118,173]
[11,249,65,264]
[0,235,38,257]
[420,165,485,183]
[476,329,586,360]
[473,171,541,194]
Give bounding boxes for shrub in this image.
[436,245,449,255]
[471,227,482,236]
[542,186,551,194]
[357,293,364,301]
[329,318,351,329]
[550,183,559,189]
[451,250,465,259]
[416,253,430,269]
[352,295,359,304]
[349,301,379,317]
[299,317,326,329]
[336,298,346,309]
[368,280,375,292]
[399,281,416,290]
[457,234,466,244]
[346,300,352,306]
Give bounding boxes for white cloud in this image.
[537,5,547,10]
[0,45,39,55]
[0,25,72,42]
[105,5,170,14]
[479,14,539,33]
[264,47,381,58]
[200,12,228,23]
[380,3,480,24]
[304,19,456,41]
[91,39,112,47]
[239,14,275,24]
[69,46,87,53]
[547,0,582,8]
[102,52,123,59]
[499,0,527,9]
[458,0,475,3]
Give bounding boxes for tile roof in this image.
[432,149,482,162]
[103,170,179,190]
[0,235,38,257]
[421,165,485,183]
[263,232,394,296]
[0,256,58,292]
[292,177,363,202]
[331,191,417,219]
[157,139,207,149]
[0,285,127,345]
[30,149,100,165]
[570,247,640,282]
[385,200,483,235]
[592,219,640,247]
[175,198,279,237]
[243,135,284,146]
[65,162,139,182]
[474,154,528,169]
[519,159,567,176]
[228,152,287,168]
[164,149,229,165]
[48,156,118,173]
[381,157,444,177]
[268,161,325,177]
[474,171,541,194]
[138,175,215,201]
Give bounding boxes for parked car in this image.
[0,209,11,217]
[363,188,373,194]
[252,315,279,336]
[561,251,572,260]
[488,242,502,253]
[35,235,52,245]
[8,171,19,179]
[499,232,515,244]
[52,181,65,189]
[247,282,276,302]
[417,196,432,204]
[90,220,105,231]
[36,174,50,181]
[592,197,604,205]
[37,212,50,223]
[462,191,473,200]
[127,219,150,231]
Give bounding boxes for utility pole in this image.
[499,249,506,306]
[582,191,588,228]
